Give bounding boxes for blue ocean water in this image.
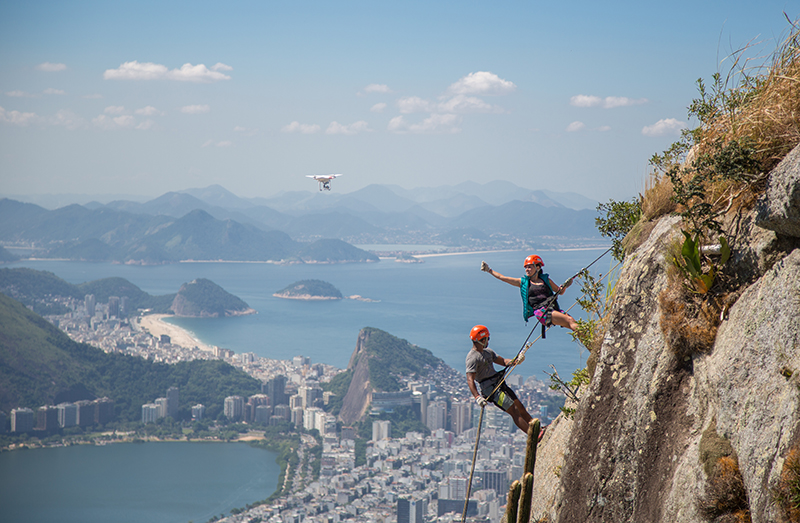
[0,442,279,523]
[10,248,613,382]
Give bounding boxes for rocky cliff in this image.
[528,145,800,522]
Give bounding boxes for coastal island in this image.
[273,279,344,300]
[171,278,256,317]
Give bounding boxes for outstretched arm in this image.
[481,261,521,288]
[550,277,572,295]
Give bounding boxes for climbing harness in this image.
[461,248,616,522]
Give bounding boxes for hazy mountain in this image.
[450,200,598,239]
[296,239,379,263]
[0,200,378,264]
[179,184,258,210]
[280,211,382,239]
[125,209,298,263]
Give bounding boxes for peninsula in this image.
[273,279,343,300]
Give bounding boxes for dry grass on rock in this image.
[773,444,800,523]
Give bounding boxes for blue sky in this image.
[0,0,796,203]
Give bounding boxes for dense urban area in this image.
[3,291,564,523]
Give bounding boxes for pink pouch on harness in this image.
[533,308,547,325]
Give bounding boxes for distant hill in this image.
[1,181,603,252]
[0,292,260,419]
[274,279,343,300]
[0,268,246,317]
[171,278,255,317]
[0,200,378,264]
[0,246,19,263]
[338,327,444,425]
[297,239,379,263]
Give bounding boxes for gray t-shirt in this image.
[465,348,498,382]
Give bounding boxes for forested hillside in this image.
[0,292,260,421]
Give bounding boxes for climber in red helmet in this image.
[481,254,578,332]
[465,325,534,434]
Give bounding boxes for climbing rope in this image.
[460,248,617,522]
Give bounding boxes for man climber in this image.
[481,254,578,332]
[465,324,535,434]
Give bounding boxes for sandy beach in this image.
[138,314,215,353]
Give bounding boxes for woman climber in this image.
[465,324,535,434]
[481,254,578,332]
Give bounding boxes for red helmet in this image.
[470,325,490,341]
[524,255,544,267]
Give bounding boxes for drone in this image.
[306,173,342,191]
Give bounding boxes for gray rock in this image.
[756,142,800,237]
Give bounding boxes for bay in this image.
[0,442,279,523]
[9,248,613,382]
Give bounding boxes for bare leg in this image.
[552,311,578,331]
[507,400,533,433]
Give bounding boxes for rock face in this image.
[757,143,800,237]
[528,148,800,522]
[339,329,374,426]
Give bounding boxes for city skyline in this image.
[1,1,796,203]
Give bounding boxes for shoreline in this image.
[414,246,609,258]
[137,314,215,352]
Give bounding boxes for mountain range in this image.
[0,181,604,263]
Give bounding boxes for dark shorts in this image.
[479,376,518,411]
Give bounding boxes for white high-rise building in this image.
[142,403,160,423]
[451,400,473,435]
[426,400,447,431]
[11,408,34,433]
[372,420,390,441]
[224,396,245,421]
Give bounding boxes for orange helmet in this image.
[524,254,544,267]
[470,325,490,341]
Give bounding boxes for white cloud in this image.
[397,96,436,114]
[92,114,113,129]
[104,105,126,115]
[570,94,648,108]
[0,106,40,126]
[113,115,135,127]
[83,94,103,99]
[437,94,502,114]
[604,96,648,108]
[43,88,66,95]
[642,118,687,137]
[281,121,321,134]
[211,62,233,72]
[36,62,67,72]
[570,95,603,108]
[181,104,210,114]
[104,61,231,83]
[370,102,387,113]
[326,120,370,135]
[234,126,258,136]
[6,90,36,98]
[364,83,391,94]
[135,105,162,116]
[92,114,137,129]
[446,71,516,96]
[388,113,461,134]
[50,109,84,130]
[598,125,611,132]
[136,120,155,130]
[202,139,232,147]
[566,121,586,132]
